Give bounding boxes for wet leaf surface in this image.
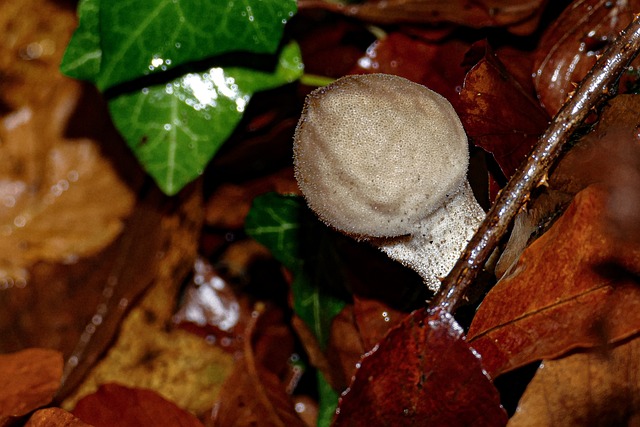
[468,185,640,377]
[509,336,640,426]
[72,383,204,427]
[107,42,303,195]
[533,0,640,116]
[62,0,297,90]
[334,307,508,427]
[351,32,471,104]
[0,348,63,425]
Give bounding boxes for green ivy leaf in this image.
[61,0,301,195]
[62,0,296,91]
[245,193,348,349]
[107,42,303,195]
[317,372,340,427]
[60,0,101,80]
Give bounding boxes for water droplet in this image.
[163,123,172,131]
[141,87,149,95]
[2,196,15,208]
[13,216,26,227]
[175,42,181,49]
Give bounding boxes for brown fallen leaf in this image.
[25,408,92,427]
[351,31,471,104]
[62,250,231,418]
[334,307,507,427]
[0,46,134,285]
[458,41,549,180]
[209,304,305,427]
[495,95,640,277]
[0,348,63,425]
[298,0,546,35]
[533,0,640,116]
[508,336,640,426]
[468,184,640,378]
[72,383,204,427]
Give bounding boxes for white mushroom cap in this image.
[293,73,470,238]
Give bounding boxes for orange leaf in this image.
[0,348,63,424]
[468,185,640,377]
[25,408,92,427]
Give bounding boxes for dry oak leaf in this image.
[468,184,640,378]
[297,0,546,35]
[0,348,63,425]
[508,336,640,426]
[72,383,203,427]
[25,408,92,427]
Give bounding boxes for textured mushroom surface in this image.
[293,73,469,237]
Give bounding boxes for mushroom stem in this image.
[372,181,484,291]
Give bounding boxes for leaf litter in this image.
[3,0,640,426]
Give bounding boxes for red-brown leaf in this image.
[533,0,640,116]
[298,0,546,35]
[351,32,471,104]
[0,348,63,424]
[72,384,203,427]
[458,41,549,179]
[468,185,640,377]
[209,305,305,427]
[334,307,507,427]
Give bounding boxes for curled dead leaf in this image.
[533,0,640,116]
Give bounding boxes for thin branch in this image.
[432,14,640,313]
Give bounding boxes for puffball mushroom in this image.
[293,73,485,291]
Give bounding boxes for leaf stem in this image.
[432,14,640,313]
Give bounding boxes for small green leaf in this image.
[108,42,303,195]
[96,0,296,90]
[246,193,348,349]
[60,0,101,80]
[245,193,305,269]
[317,371,339,427]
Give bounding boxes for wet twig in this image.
[433,14,640,312]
